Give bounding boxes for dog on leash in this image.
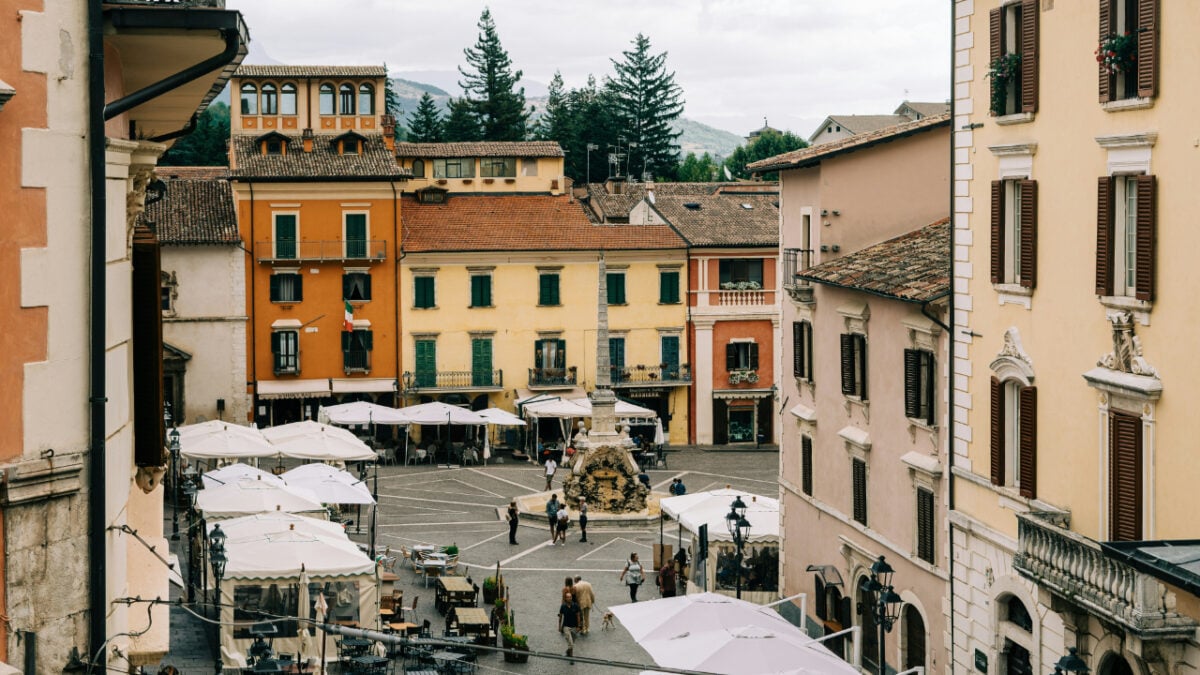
[601,610,616,631]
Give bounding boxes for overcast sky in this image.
[227,0,951,139]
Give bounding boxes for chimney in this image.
[382,114,396,152]
[302,128,314,153]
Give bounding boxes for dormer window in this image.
[358,83,375,115]
[339,84,355,115]
[416,187,447,204]
[319,83,335,115]
[332,131,366,156]
[257,131,289,156]
[342,140,360,155]
[240,83,258,115]
[266,139,283,155]
[261,83,278,115]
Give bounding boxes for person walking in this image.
[555,506,570,545]
[558,591,582,662]
[545,495,560,543]
[561,576,575,603]
[544,455,558,490]
[506,500,520,545]
[657,559,677,598]
[572,576,594,634]
[618,552,645,602]
[577,500,589,543]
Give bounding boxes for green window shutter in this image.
[275,215,297,259]
[361,330,373,351]
[471,276,491,307]
[749,343,759,370]
[538,274,552,305]
[726,344,737,371]
[345,213,367,258]
[719,261,731,285]
[661,336,679,371]
[608,338,625,369]
[472,338,492,386]
[659,270,680,304]
[415,340,436,387]
[555,339,566,369]
[607,273,626,305]
[270,275,282,301]
[414,277,434,308]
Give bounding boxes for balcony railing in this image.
[407,370,503,390]
[1013,512,1197,640]
[714,289,768,306]
[610,364,692,386]
[256,240,387,263]
[528,367,577,388]
[783,248,815,302]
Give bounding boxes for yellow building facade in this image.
[951,2,1200,674]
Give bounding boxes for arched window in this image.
[411,159,425,178]
[280,83,297,115]
[339,84,355,115]
[999,595,1034,675]
[902,605,926,671]
[319,84,335,115]
[358,83,375,115]
[240,83,258,115]
[260,83,277,115]
[858,577,880,672]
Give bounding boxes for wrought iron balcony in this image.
[610,364,692,387]
[1013,512,1197,640]
[528,367,577,388]
[256,240,387,263]
[783,248,815,303]
[405,370,503,391]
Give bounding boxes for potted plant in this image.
[1096,31,1137,76]
[986,53,1021,116]
[443,543,459,556]
[482,576,500,604]
[501,623,529,663]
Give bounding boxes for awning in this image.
[257,379,331,400]
[331,378,396,394]
[712,388,774,400]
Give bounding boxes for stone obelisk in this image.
[588,252,620,441]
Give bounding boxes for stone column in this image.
[693,319,715,444]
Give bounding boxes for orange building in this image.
[229,65,408,425]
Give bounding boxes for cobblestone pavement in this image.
[161,445,779,674]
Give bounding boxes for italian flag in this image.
[343,300,354,331]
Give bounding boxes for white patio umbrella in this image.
[201,462,284,489]
[215,512,347,541]
[297,566,313,660]
[222,530,372,578]
[180,428,274,460]
[661,490,781,544]
[613,592,798,643]
[395,401,487,425]
[261,420,361,445]
[176,420,263,441]
[476,408,526,426]
[285,477,374,505]
[321,401,410,426]
[196,479,326,519]
[272,431,376,462]
[282,463,361,484]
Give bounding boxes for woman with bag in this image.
[618,552,645,602]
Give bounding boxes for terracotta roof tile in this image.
[147,173,239,246]
[584,182,777,221]
[235,65,386,78]
[798,219,950,302]
[749,113,950,173]
[231,133,406,180]
[394,141,564,158]
[651,195,779,247]
[402,194,686,253]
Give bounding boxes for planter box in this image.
[504,644,530,663]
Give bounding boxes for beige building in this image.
[0,1,247,672]
[951,2,1200,674]
[750,114,950,673]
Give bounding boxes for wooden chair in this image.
[444,554,460,576]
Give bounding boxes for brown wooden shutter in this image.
[1098,0,1114,102]
[1096,177,1115,296]
[1134,174,1156,301]
[801,435,813,496]
[903,349,922,419]
[805,323,814,384]
[840,334,855,395]
[1109,411,1143,541]
[131,224,165,468]
[1136,0,1158,99]
[814,576,826,620]
[990,8,1003,63]
[1020,0,1039,113]
[726,343,738,371]
[856,335,868,401]
[1019,179,1037,288]
[924,353,937,426]
[917,488,935,564]
[1018,386,1037,499]
[852,459,867,525]
[990,377,1004,486]
[991,181,1004,283]
[793,322,804,377]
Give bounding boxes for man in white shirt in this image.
[544,456,557,490]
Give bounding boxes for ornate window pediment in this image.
[989,327,1035,386]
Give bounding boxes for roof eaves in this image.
[750,113,951,174]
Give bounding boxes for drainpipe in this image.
[391,181,400,406]
[87,0,108,662]
[103,27,241,121]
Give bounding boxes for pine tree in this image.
[457,8,529,141]
[159,102,230,166]
[443,97,482,142]
[724,129,808,181]
[407,92,445,143]
[607,34,684,181]
[383,63,403,121]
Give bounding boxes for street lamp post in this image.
[586,143,599,186]
[182,476,198,603]
[169,426,181,540]
[863,555,903,675]
[725,496,751,599]
[1051,647,1090,674]
[209,523,227,615]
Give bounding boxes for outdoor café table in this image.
[347,654,389,673]
[420,553,448,588]
[436,576,475,614]
[412,544,436,555]
[450,607,491,643]
[337,638,372,659]
[429,650,467,670]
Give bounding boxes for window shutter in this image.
[1018,386,1037,499]
[361,274,370,300]
[852,459,867,525]
[840,334,854,395]
[1134,174,1156,301]
[1098,0,1114,102]
[341,331,351,352]
[924,354,936,426]
[131,225,164,467]
[838,596,853,631]
[991,181,1004,283]
[1096,177,1115,296]
[1019,179,1037,288]
[801,435,813,496]
[726,343,738,371]
[270,274,282,301]
[990,377,1004,486]
[1020,0,1039,113]
[342,274,352,300]
[805,323,814,383]
[917,488,935,564]
[856,335,868,401]
[555,339,566,369]
[1109,411,1143,541]
[1136,0,1158,98]
[903,349,921,419]
[749,342,759,370]
[814,576,826,620]
[362,330,373,351]
[793,323,804,377]
[989,7,1003,63]
[270,331,282,354]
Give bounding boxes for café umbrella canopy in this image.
[180,427,274,460]
[214,512,347,541]
[271,430,376,462]
[395,401,488,425]
[177,420,264,441]
[202,462,284,489]
[261,420,361,445]
[196,479,327,520]
[321,401,410,426]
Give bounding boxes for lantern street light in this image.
[169,426,182,540]
[862,555,903,675]
[209,524,227,615]
[1051,647,1090,674]
[725,496,752,599]
[181,478,198,602]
